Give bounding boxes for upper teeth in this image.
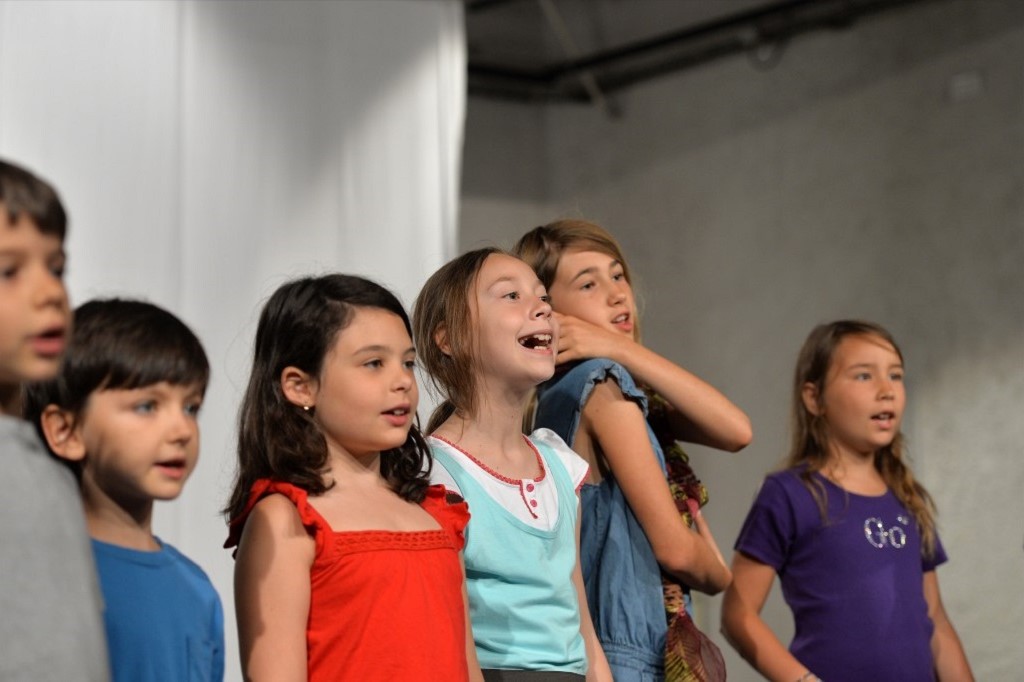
[520,334,551,348]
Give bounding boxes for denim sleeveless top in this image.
[534,359,667,677]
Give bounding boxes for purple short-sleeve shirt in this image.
[735,469,946,682]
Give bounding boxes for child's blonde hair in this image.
[788,320,937,557]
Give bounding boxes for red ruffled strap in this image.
[224,479,329,557]
[422,484,470,551]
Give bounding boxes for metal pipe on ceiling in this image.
[467,0,942,103]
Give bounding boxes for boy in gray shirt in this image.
[0,158,110,681]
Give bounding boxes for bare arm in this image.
[555,313,751,451]
[924,570,973,681]
[234,495,314,682]
[461,557,485,682]
[584,380,731,593]
[721,552,813,682]
[572,502,612,681]
[688,498,728,569]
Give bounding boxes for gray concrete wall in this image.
[459,1,1024,678]
[461,98,553,248]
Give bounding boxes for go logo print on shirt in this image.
[863,514,909,549]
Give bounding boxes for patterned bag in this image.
[649,392,728,681]
[664,595,727,682]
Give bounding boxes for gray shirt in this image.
[1,415,110,681]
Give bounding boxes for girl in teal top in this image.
[414,248,612,681]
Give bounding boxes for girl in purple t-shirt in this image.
[721,320,973,682]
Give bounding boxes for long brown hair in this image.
[413,248,502,434]
[788,320,937,557]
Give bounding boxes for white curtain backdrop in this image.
[0,1,465,679]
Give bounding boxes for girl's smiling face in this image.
[548,248,637,338]
[469,253,556,393]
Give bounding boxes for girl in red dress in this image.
[224,274,481,681]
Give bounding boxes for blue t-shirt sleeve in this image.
[734,474,796,571]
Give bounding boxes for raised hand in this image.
[554,312,634,366]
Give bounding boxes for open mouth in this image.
[871,412,895,423]
[32,327,67,356]
[611,313,633,332]
[383,407,412,427]
[155,458,188,479]
[518,333,553,350]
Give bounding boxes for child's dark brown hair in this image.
[225,274,430,522]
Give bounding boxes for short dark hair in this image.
[23,299,210,447]
[0,158,67,238]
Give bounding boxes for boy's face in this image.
[74,381,204,510]
[0,209,70,386]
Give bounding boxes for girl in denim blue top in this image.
[515,220,751,682]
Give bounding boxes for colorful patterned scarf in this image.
[647,392,727,682]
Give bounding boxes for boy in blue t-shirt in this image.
[24,298,224,682]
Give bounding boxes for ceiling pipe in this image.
[468,0,942,103]
[535,0,619,117]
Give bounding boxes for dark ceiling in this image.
[466,0,939,107]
